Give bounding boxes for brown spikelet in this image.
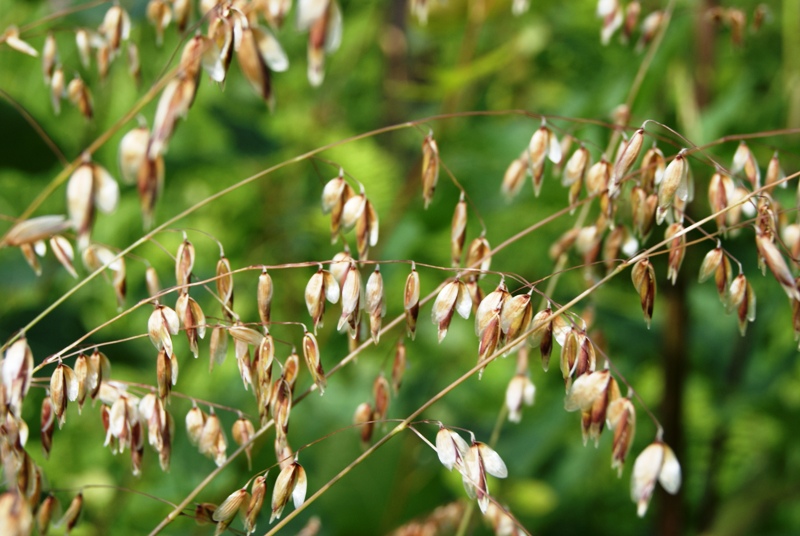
[501,154,527,201]
[610,128,644,196]
[657,150,689,225]
[391,340,407,395]
[40,396,55,458]
[302,329,327,394]
[726,274,756,336]
[66,76,93,119]
[365,266,385,344]
[404,264,420,339]
[529,307,554,371]
[464,236,491,278]
[258,269,274,328]
[451,195,468,267]
[373,374,390,421]
[216,256,234,319]
[631,258,656,328]
[232,417,256,469]
[665,223,686,285]
[245,475,267,534]
[421,133,440,208]
[608,397,636,476]
[585,158,611,197]
[431,279,472,342]
[175,238,195,289]
[353,402,375,445]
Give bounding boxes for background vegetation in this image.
[2,0,800,535]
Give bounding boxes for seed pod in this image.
[258,269,274,328]
[50,363,78,427]
[237,25,287,105]
[421,133,440,208]
[630,186,658,239]
[67,161,119,249]
[639,145,664,193]
[714,254,733,303]
[475,283,508,338]
[175,238,195,289]
[528,125,561,196]
[271,379,292,440]
[431,279,472,343]
[656,151,688,225]
[338,262,361,337]
[185,405,206,446]
[631,258,656,328]
[353,402,374,445]
[764,152,785,195]
[302,330,327,394]
[146,0,172,46]
[36,493,59,535]
[391,340,407,395]
[354,198,379,260]
[305,0,342,85]
[60,492,83,534]
[610,128,644,197]
[322,174,355,241]
[216,256,234,319]
[732,141,760,189]
[664,223,685,285]
[365,266,385,344]
[631,441,681,517]
[529,307,553,370]
[403,265,420,339]
[608,396,636,476]
[585,158,611,197]
[40,396,55,458]
[176,293,206,359]
[756,232,800,300]
[451,196,467,267]
[708,172,734,232]
[726,274,756,336]
[149,74,197,158]
[463,441,508,514]
[464,236,491,278]
[209,326,228,371]
[271,461,307,522]
[505,373,535,423]
[282,351,300,389]
[100,5,131,53]
[435,425,469,471]
[135,153,163,228]
[245,475,267,534]
[148,304,180,356]
[67,75,93,119]
[373,374,390,421]
[500,293,533,348]
[501,154,527,201]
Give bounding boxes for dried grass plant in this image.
[1,1,798,535]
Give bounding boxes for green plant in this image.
[1,1,799,535]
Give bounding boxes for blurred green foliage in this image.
[2,0,800,535]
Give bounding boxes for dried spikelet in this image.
[610,128,644,197]
[431,279,472,343]
[258,269,274,328]
[365,266,386,343]
[232,417,256,469]
[201,412,227,466]
[96,40,110,82]
[2,25,39,57]
[67,161,120,249]
[146,0,172,46]
[4,215,69,248]
[128,42,141,84]
[271,379,292,440]
[448,195,469,267]
[213,488,249,525]
[436,425,469,471]
[148,304,180,356]
[528,307,553,370]
[302,330,327,394]
[585,158,611,197]
[639,145,664,193]
[74,29,91,68]
[656,151,688,225]
[264,0,293,27]
[631,258,656,328]
[50,67,65,114]
[36,493,58,535]
[664,223,686,285]
[238,25,289,104]
[421,133,440,208]
[306,0,342,86]
[353,402,374,445]
[353,198,379,260]
[726,274,756,335]
[501,153,528,201]
[621,1,641,43]
[714,254,732,303]
[40,396,55,458]
[698,246,723,283]
[404,264,420,339]
[463,441,508,514]
[732,140,760,189]
[608,396,636,475]
[708,171,734,232]
[598,0,623,44]
[321,174,354,241]
[156,349,178,401]
[60,492,83,534]
[100,5,130,53]
[305,267,339,333]
[119,126,150,185]
[765,152,785,194]
[475,282,508,340]
[500,293,533,350]
[176,293,206,358]
[173,0,192,31]
[282,351,300,389]
[150,74,197,158]
[245,475,267,534]
[464,236,491,278]
[66,76,93,119]
[87,349,111,400]
[209,326,229,371]
[19,243,42,276]
[373,374,390,422]
[505,373,535,423]
[756,231,800,300]
[216,256,234,319]
[42,33,57,84]
[631,442,681,517]
[175,238,195,289]
[391,340,407,395]
[630,186,658,239]
[338,261,361,336]
[271,461,307,522]
[50,363,78,427]
[186,405,206,446]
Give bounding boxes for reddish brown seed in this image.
[631,258,656,328]
[353,402,375,445]
[451,195,467,267]
[391,340,407,395]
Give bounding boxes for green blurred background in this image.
[2,0,800,534]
